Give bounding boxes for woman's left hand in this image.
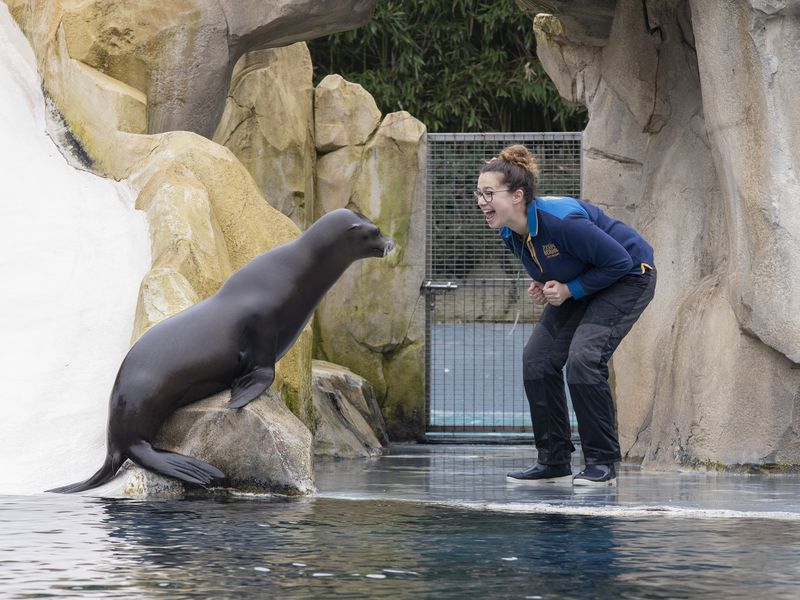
[543,280,572,306]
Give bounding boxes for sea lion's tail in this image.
[46,453,121,494]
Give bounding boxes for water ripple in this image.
[1,494,799,599]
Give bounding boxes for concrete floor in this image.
[315,444,800,520]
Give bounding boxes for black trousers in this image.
[522,270,656,465]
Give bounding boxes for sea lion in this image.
[48,209,395,493]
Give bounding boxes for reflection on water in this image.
[2,493,800,599]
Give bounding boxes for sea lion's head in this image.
[322,208,396,259]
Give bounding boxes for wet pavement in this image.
[315,444,800,520]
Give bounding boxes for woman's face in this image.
[476,171,523,230]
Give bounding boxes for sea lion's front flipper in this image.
[229,332,277,409]
[229,365,275,409]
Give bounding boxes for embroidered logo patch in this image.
[542,243,560,258]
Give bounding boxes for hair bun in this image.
[499,144,539,178]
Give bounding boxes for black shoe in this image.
[506,462,572,484]
[572,463,616,486]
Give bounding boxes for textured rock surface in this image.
[8,0,376,138]
[315,74,382,152]
[529,0,800,467]
[84,389,315,498]
[155,389,314,494]
[311,360,388,457]
[213,43,315,228]
[314,111,427,440]
[129,133,300,272]
[316,145,364,214]
[131,268,200,342]
[135,166,232,297]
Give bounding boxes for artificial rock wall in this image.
[7,0,418,496]
[9,0,425,448]
[8,0,375,138]
[529,0,800,467]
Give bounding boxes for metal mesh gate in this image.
[423,132,583,441]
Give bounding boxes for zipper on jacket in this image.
[525,234,543,272]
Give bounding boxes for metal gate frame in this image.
[423,132,583,442]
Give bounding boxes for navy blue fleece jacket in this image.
[501,196,655,299]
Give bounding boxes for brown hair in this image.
[480,144,539,205]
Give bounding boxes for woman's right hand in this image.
[528,281,547,305]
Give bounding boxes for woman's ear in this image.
[512,188,525,205]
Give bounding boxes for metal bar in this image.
[427,425,532,433]
[424,158,434,434]
[579,132,585,199]
[421,281,459,290]
[429,132,582,142]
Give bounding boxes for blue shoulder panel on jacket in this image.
[536,196,589,220]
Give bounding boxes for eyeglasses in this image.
[473,189,511,203]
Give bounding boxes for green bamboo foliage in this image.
[308,1,588,132]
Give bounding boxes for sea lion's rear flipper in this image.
[127,441,226,487]
[229,365,275,409]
